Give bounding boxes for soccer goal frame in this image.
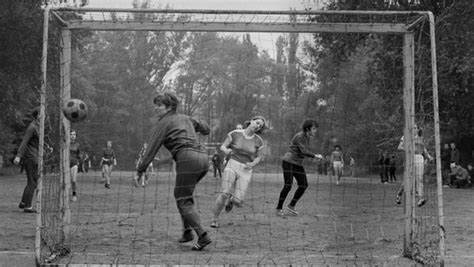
[37,7,444,265]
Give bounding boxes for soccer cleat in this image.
[72,196,78,202]
[417,198,427,207]
[210,221,219,228]
[178,230,194,243]
[396,195,402,205]
[192,232,212,251]
[286,205,299,216]
[19,202,26,209]
[24,207,36,213]
[225,199,233,212]
[132,176,140,188]
[105,183,111,189]
[276,209,286,217]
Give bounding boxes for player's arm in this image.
[294,134,321,159]
[137,126,166,175]
[220,133,233,155]
[14,124,35,165]
[190,117,210,135]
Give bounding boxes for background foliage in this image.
[0,0,472,170]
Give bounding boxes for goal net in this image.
[37,6,444,266]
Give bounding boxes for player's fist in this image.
[13,156,21,165]
[314,154,323,160]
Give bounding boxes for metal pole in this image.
[36,5,51,265]
[428,11,445,266]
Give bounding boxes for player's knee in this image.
[232,196,243,207]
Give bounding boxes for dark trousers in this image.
[277,161,308,209]
[213,164,221,178]
[389,167,396,182]
[174,149,209,235]
[21,159,39,208]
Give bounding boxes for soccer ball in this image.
[63,98,87,122]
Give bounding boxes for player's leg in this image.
[396,182,404,204]
[20,159,39,212]
[231,163,253,208]
[101,164,106,183]
[212,160,238,227]
[104,164,112,188]
[276,160,294,215]
[71,165,78,201]
[414,154,425,206]
[174,150,211,250]
[287,164,307,215]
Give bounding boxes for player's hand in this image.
[314,154,323,160]
[13,156,21,165]
[244,162,254,169]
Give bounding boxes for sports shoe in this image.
[105,183,111,189]
[19,202,26,209]
[276,209,286,217]
[24,207,36,213]
[417,198,426,207]
[286,205,299,216]
[210,221,219,228]
[225,199,233,212]
[192,232,212,251]
[72,196,78,202]
[132,176,140,188]
[178,230,193,243]
[396,195,402,205]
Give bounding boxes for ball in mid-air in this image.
[63,98,87,123]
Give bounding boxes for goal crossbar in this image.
[50,8,428,33]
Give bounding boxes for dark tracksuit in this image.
[137,110,210,236]
[17,120,39,208]
[277,131,317,209]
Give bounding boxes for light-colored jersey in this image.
[225,130,264,164]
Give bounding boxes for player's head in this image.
[334,144,341,150]
[450,161,457,169]
[302,119,318,136]
[244,115,267,134]
[106,140,112,147]
[236,123,243,130]
[30,107,40,120]
[70,130,77,141]
[153,92,178,113]
[450,142,456,149]
[414,124,422,137]
[467,163,472,170]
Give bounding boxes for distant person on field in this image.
[450,142,460,165]
[14,107,40,213]
[101,140,116,189]
[395,124,433,207]
[331,145,344,185]
[449,161,469,189]
[70,130,81,201]
[389,153,397,182]
[211,152,222,179]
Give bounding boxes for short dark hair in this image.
[302,119,318,132]
[31,107,40,119]
[334,144,342,150]
[153,92,179,111]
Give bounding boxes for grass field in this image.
[1,166,473,266]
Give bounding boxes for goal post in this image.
[38,7,444,265]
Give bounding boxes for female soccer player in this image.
[276,119,323,217]
[134,92,211,251]
[396,124,433,207]
[14,107,40,213]
[100,140,116,189]
[331,145,344,185]
[211,116,267,228]
[70,130,81,201]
